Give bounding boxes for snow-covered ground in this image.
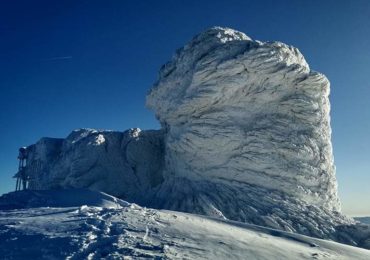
[0,189,369,259]
[356,217,370,225]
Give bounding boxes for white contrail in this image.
[42,56,73,61]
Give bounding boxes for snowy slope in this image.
[356,217,370,225]
[0,189,128,210]
[0,190,369,260]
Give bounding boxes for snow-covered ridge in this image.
[0,189,129,210]
[355,217,370,225]
[1,189,369,259]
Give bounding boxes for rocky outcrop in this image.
[22,27,370,248]
[147,27,339,209]
[25,128,164,203]
[146,27,358,242]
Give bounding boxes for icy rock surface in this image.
[25,128,164,203]
[146,27,355,240]
[147,27,339,210]
[22,27,369,248]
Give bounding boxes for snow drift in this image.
[0,189,128,210]
[1,189,370,259]
[20,27,370,248]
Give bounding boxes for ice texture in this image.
[146,27,362,243]
[147,26,339,211]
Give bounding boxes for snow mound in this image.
[0,189,129,210]
[0,191,369,259]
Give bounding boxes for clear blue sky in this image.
[0,0,369,216]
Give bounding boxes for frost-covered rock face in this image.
[147,27,344,234]
[22,27,368,247]
[25,128,164,203]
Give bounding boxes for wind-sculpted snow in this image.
[147,27,339,211]
[25,128,164,203]
[0,189,129,210]
[21,27,370,249]
[145,27,363,243]
[1,190,370,259]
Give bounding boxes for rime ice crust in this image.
[25,128,164,203]
[147,27,340,212]
[23,27,369,245]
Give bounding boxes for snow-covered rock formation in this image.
[25,128,164,204]
[147,26,339,211]
[20,27,370,248]
[146,27,362,243]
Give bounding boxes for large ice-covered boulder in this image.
[21,27,369,247]
[146,27,351,239]
[25,128,164,203]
